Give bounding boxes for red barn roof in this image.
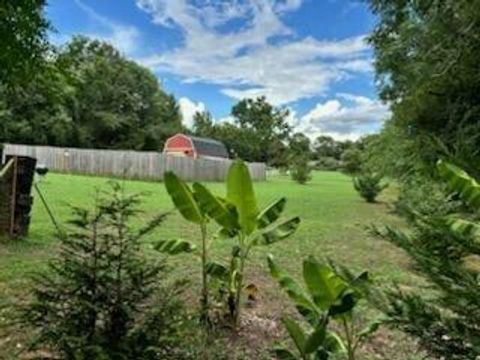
[164,133,229,159]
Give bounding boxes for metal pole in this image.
[34,182,62,235]
[9,157,17,237]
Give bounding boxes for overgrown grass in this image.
[0,171,423,359]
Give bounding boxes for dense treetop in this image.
[0,0,50,86]
[368,0,480,176]
[0,37,183,150]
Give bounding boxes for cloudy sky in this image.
[47,0,389,140]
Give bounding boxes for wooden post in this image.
[0,156,37,238]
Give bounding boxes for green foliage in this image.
[161,160,300,327]
[313,136,354,161]
[161,171,211,324]
[312,157,341,171]
[367,0,480,178]
[164,172,203,224]
[193,97,292,164]
[268,255,376,360]
[208,160,300,325]
[372,161,480,359]
[353,173,388,203]
[226,160,259,235]
[341,148,362,175]
[0,37,182,149]
[154,238,197,255]
[437,161,480,209]
[0,0,50,85]
[289,133,312,159]
[290,156,312,185]
[395,174,462,219]
[21,183,191,359]
[231,97,291,164]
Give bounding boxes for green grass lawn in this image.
[0,171,422,359]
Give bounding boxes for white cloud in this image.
[216,115,236,125]
[178,97,206,128]
[74,0,140,55]
[275,0,303,12]
[136,0,371,105]
[293,94,390,140]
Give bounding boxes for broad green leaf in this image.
[314,348,330,360]
[164,171,203,224]
[324,331,346,353]
[192,183,239,230]
[437,160,480,210]
[328,291,356,317]
[303,258,347,310]
[205,261,229,280]
[271,347,298,360]
[154,239,196,255]
[444,216,480,239]
[282,316,307,357]
[304,322,327,354]
[357,319,382,343]
[256,217,301,246]
[268,255,319,322]
[215,227,238,239]
[257,198,286,229]
[227,160,258,235]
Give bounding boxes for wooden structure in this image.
[0,155,36,238]
[3,143,266,182]
[163,133,229,160]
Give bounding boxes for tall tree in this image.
[289,132,311,159]
[0,0,50,85]
[313,135,341,159]
[57,37,182,150]
[0,37,182,150]
[368,0,480,177]
[192,111,216,138]
[231,96,291,163]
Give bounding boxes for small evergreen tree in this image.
[373,161,480,359]
[353,173,388,203]
[290,156,312,184]
[22,183,191,359]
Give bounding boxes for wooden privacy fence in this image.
[2,144,266,182]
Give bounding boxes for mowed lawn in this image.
[0,171,421,359]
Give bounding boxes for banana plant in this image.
[160,171,211,324]
[437,160,480,239]
[158,160,300,327]
[268,255,378,360]
[198,160,301,326]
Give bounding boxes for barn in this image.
[163,133,229,160]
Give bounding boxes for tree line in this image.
[1,29,361,169]
[0,36,184,150]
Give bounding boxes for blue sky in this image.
[46,0,389,140]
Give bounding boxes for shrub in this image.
[395,174,463,219]
[268,255,378,360]
[372,161,480,359]
[22,183,191,359]
[341,148,362,174]
[353,173,388,203]
[290,156,312,184]
[313,156,341,171]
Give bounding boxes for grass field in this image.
[0,171,423,359]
